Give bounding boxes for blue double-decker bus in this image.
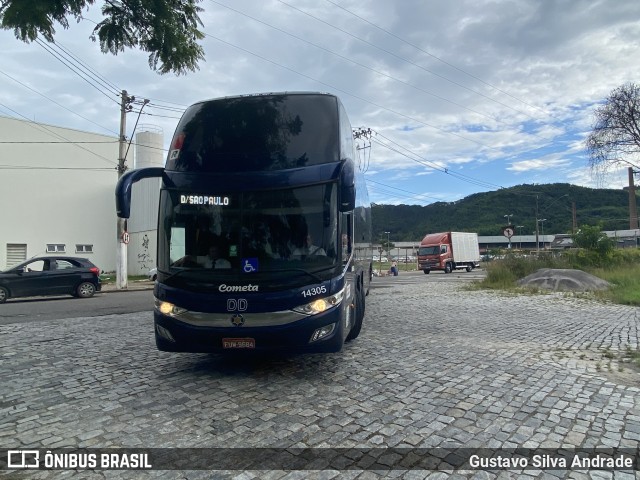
[116,92,372,353]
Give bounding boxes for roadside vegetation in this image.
[476,244,640,306]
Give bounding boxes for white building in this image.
[0,116,163,274]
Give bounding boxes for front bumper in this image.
[153,306,345,354]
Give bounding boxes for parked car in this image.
[148,267,158,281]
[0,256,101,303]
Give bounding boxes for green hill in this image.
[372,183,635,242]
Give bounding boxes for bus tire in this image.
[346,281,365,342]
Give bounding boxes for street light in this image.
[539,219,547,250]
[516,225,524,249]
[384,231,390,255]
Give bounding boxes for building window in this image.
[76,244,93,254]
[46,244,66,253]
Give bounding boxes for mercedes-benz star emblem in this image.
[230,314,244,326]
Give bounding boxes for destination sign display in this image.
[179,195,230,206]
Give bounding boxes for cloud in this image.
[507,158,572,173]
[1,0,639,206]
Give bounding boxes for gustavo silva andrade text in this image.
[469,454,634,469]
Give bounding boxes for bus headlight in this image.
[292,288,344,315]
[154,299,187,317]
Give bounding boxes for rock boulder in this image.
[517,268,610,292]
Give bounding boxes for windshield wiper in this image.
[266,266,332,283]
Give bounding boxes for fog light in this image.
[310,323,336,342]
[155,324,175,342]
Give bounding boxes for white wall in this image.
[0,116,119,271]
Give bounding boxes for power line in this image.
[35,39,120,106]
[0,69,119,136]
[0,165,115,171]
[54,40,121,93]
[140,111,183,120]
[0,102,118,168]
[203,32,507,155]
[366,178,443,203]
[371,130,504,190]
[323,0,553,119]
[276,0,543,123]
[208,0,521,131]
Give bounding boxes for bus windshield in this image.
[158,183,339,283]
[166,94,340,172]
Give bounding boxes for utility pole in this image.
[628,167,638,230]
[535,195,540,254]
[353,127,372,172]
[116,90,132,290]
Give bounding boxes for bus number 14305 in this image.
[301,286,327,298]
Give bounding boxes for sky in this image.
[1,0,639,206]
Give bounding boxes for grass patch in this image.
[474,249,640,306]
[624,346,640,368]
[589,266,640,305]
[602,349,615,360]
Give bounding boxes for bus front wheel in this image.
[346,281,365,342]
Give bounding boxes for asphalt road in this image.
[0,290,154,325]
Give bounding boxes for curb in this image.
[100,282,155,293]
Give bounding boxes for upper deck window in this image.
[166,94,340,172]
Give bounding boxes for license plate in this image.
[222,338,255,349]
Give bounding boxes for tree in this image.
[586,82,640,175]
[571,224,614,256]
[0,0,205,75]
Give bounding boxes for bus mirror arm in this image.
[339,160,356,212]
[115,167,164,218]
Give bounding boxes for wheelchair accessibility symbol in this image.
[242,258,258,273]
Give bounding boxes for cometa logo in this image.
[219,284,259,292]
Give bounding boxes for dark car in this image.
[0,256,101,303]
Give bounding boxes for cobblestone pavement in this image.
[1,272,639,479]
